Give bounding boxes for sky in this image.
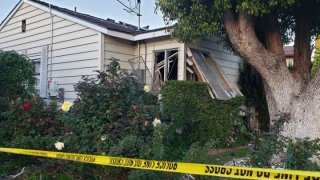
[0,0,166,29]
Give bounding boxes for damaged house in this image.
[0,0,243,101]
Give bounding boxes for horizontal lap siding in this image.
[136,37,185,86]
[0,3,100,101]
[104,36,185,87]
[190,37,243,84]
[104,35,136,71]
[189,37,243,95]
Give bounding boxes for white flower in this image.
[283,147,287,153]
[143,85,150,92]
[54,141,64,151]
[153,118,161,127]
[101,135,107,141]
[61,101,72,112]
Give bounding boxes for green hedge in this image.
[161,81,245,151]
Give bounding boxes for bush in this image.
[0,97,64,178]
[250,132,320,170]
[55,60,162,178]
[62,60,158,154]
[239,62,269,131]
[161,80,245,154]
[0,59,162,179]
[0,51,36,119]
[311,48,320,77]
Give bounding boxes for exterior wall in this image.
[104,35,136,70]
[189,36,243,90]
[135,37,185,86]
[0,3,101,101]
[103,35,185,87]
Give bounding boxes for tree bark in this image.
[222,8,320,139]
[262,16,289,125]
[293,13,312,85]
[263,16,285,58]
[223,10,298,125]
[293,2,313,85]
[282,70,320,139]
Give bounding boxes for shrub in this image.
[0,97,63,178]
[239,62,269,131]
[0,59,162,178]
[0,51,36,119]
[62,60,158,154]
[161,81,245,158]
[250,132,320,170]
[311,48,320,77]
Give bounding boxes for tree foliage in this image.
[156,0,320,43]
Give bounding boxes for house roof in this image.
[0,0,171,41]
[28,0,149,35]
[284,46,294,57]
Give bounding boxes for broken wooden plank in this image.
[186,58,193,66]
[189,48,234,100]
[187,57,205,82]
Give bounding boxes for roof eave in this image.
[133,28,171,41]
[24,0,111,35]
[5,0,171,41]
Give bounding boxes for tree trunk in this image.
[223,10,320,139]
[293,2,312,85]
[282,72,320,139]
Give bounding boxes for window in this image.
[154,49,178,82]
[22,20,26,32]
[32,59,41,91]
[23,47,48,98]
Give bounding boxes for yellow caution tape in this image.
[0,147,319,179]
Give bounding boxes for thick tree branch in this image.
[223,10,287,78]
[264,16,285,59]
[293,3,312,85]
[223,9,300,124]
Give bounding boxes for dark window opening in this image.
[154,49,178,82]
[22,20,26,32]
[167,50,178,80]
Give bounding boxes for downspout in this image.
[143,40,147,84]
[137,0,141,71]
[138,41,140,70]
[49,4,53,81]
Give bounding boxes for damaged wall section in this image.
[153,49,179,91]
[187,48,235,100]
[187,37,243,99]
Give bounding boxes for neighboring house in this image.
[0,0,243,102]
[284,46,294,67]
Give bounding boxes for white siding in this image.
[189,37,243,90]
[103,35,187,87]
[104,35,136,70]
[0,3,101,101]
[135,37,185,86]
